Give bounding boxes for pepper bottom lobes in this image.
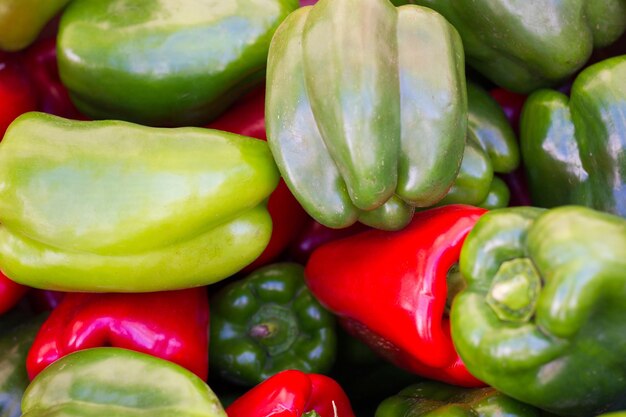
[305,205,486,386]
[451,206,626,416]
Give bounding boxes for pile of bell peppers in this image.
[0,0,625,416]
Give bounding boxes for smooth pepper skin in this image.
[267,0,467,230]
[0,0,70,52]
[0,112,279,292]
[57,0,298,127]
[210,263,336,386]
[407,0,626,93]
[375,382,542,417]
[226,369,356,417]
[0,311,46,417]
[26,288,209,380]
[20,347,227,417]
[451,206,626,416]
[305,205,486,387]
[521,56,626,217]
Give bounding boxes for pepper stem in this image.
[487,258,542,323]
[248,304,298,356]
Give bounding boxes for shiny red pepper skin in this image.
[226,369,356,417]
[207,87,308,269]
[0,51,37,138]
[0,271,28,315]
[22,38,85,119]
[26,288,209,380]
[305,205,487,387]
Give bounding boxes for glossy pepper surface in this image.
[226,369,356,417]
[521,55,626,217]
[305,205,486,386]
[267,0,467,230]
[0,112,279,292]
[57,0,298,127]
[407,0,626,93]
[210,263,335,386]
[26,288,209,380]
[451,206,626,416]
[376,382,543,417]
[0,311,46,417]
[207,88,308,269]
[0,0,70,52]
[21,347,227,417]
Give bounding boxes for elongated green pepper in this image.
[267,0,467,230]
[451,206,626,416]
[21,348,227,417]
[210,263,336,386]
[0,112,279,292]
[376,382,543,417]
[58,0,298,127]
[521,56,626,217]
[406,0,626,93]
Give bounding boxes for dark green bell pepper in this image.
[406,0,626,93]
[451,206,626,416]
[376,382,543,417]
[210,263,336,386]
[57,0,298,127]
[267,0,467,230]
[0,112,279,292]
[521,55,626,218]
[0,311,46,417]
[21,347,227,417]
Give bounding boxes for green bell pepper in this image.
[521,55,626,218]
[0,311,47,417]
[266,0,467,230]
[0,0,70,51]
[21,347,227,417]
[57,0,298,127]
[437,82,518,209]
[375,382,543,417]
[0,112,279,292]
[451,206,626,416]
[210,263,336,386]
[406,0,626,93]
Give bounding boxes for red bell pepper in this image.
[22,38,85,119]
[226,369,356,417]
[0,51,37,138]
[0,271,28,315]
[305,205,487,387]
[207,87,308,269]
[26,288,209,380]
